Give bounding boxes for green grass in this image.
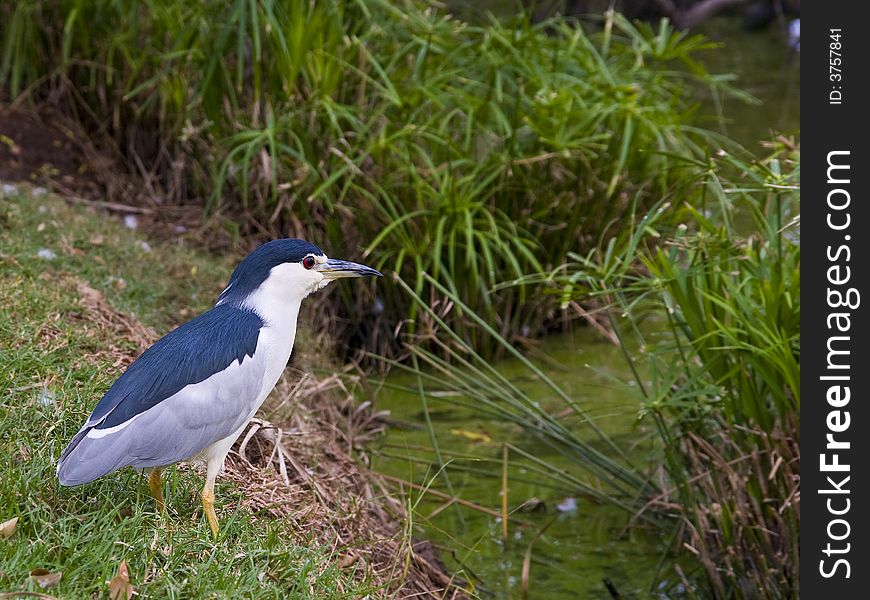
[0,189,380,598]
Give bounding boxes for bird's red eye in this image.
[302,256,316,270]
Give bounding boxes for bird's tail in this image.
[56,426,127,486]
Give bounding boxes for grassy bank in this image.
[0,0,749,353]
[0,188,457,598]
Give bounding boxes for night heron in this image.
[57,239,381,537]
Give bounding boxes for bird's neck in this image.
[240,283,306,338]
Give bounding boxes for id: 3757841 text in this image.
[829,28,843,105]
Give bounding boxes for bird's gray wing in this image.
[57,352,267,485]
[57,305,267,485]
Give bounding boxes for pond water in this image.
[694,17,801,150]
[371,329,681,598]
[370,15,799,600]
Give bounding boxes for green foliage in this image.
[549,140,800,597]
[560,142,800,431]
[386,273,655,509]
[0,0,742,351]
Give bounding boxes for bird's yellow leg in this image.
[201,444,232,539]
[201,481,219,538]
[148,468,165,513]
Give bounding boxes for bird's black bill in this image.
[317,258,382,280]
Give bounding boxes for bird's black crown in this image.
[217,239,324,306]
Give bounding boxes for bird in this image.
[57,239,381,537]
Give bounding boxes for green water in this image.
[694,18,800,150]
[371,329,680,598]
[371,15,799,600]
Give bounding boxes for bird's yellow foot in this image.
[148,468,165,513]
[201,487,219,538]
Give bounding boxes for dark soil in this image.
[0,106,99,198]
[0,105,209,244]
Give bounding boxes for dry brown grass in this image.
[70,277,155,350]
[645,423,800,598]
[225,385,466,598]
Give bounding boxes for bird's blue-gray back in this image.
[57,305,266,484]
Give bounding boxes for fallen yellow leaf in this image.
[449,428,492,443]
[30,568,63,589]
[108,559,133,600]
[0,516,18,539]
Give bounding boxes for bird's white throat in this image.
[240,260,330,332]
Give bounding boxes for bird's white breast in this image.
[240,262,307,397]
[246,287,302,407]
[255,323,297,403]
